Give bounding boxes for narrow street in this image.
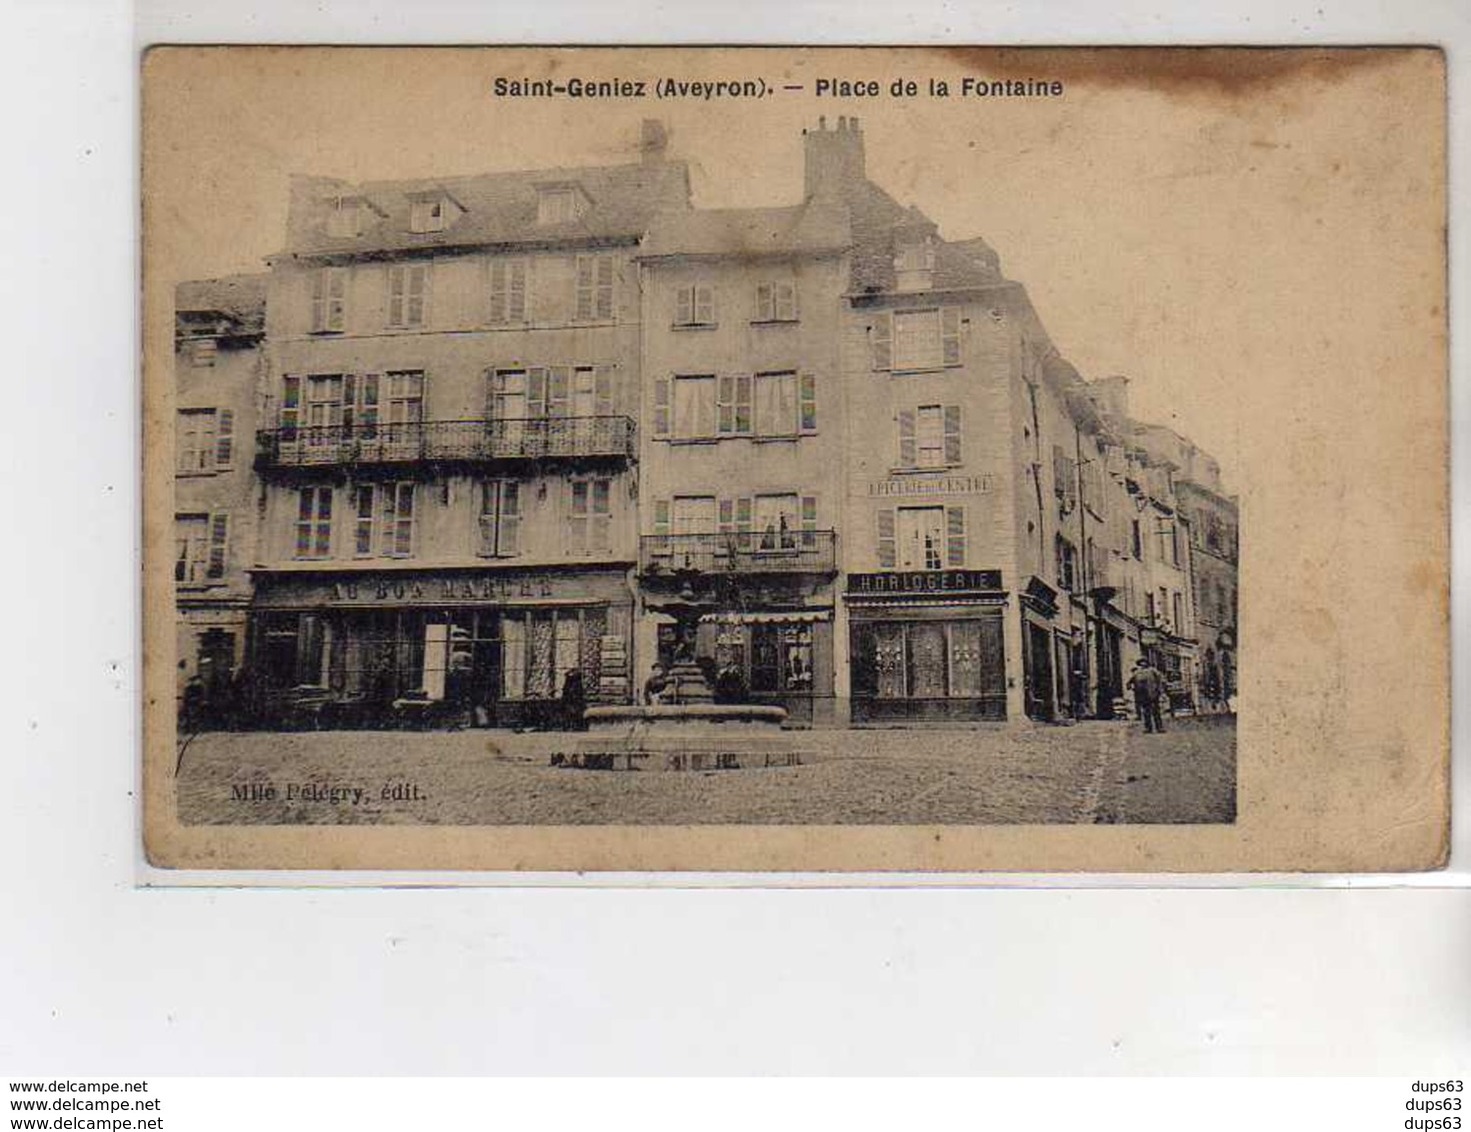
[176,716,1236,826]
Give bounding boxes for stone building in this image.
[174,274,267,719]
[1175,466,1239,710]
[245,132,689,726]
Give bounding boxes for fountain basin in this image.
[573,704,799,771]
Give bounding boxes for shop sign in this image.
[255,570,629,608]
[846,569,1003,596]
[867,474,993,498]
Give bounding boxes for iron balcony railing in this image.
[639,531,837,577]
[255,416,637,469]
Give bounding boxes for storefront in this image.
[247,565,633,728]
[845,570,1008,724]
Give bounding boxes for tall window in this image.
[755,279,797,322]
[1056,535,1078,592]
[295,487,333,559]
[872,308,962,371]
[568,478,612,554]
[754,494,800,551]
[672,375,716,439]
[754,371,797,437]
[575,255,614,321]
[478,480,521,557]
[387,263,429,328]
[674,283,715,327]
[899,405,961,469]
[349,480,414,557]
[1173,592,1186,635]
[488,258,528,324]
[310,267,347,333]
[899,507,944,570]
[176,409,233,473]
[384,371,425,428]
[175,514,229,584]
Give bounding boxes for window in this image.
[488,258,528,324]
[755,279,797,322]
[674,283,715,327]
[186,338,217,367]
[1083,458,1106,517]
[174,513,229,584]
[754,494,800,551]
[384,371,425,427]
[754,371,797,437]
[342,374,379,437]
[873,308,963,371]
[899,405,961,469]
[295,486,333,559]
[1053,444,1078,509]
[310,268,347,333]
[671,375,716,439]
[894,239,936,292]
[1173,592,1185,634]
[568,478,613,553]
[498,608,603,702]
[1131,518,1143,559]
[409,196,447,233]
[387,263,429,328]
[325,195,360,238]
[176,409,232,473]
[898,507,945,571]
[672,495,716,536]
[537,186,582,225]
[575,255,614,321]
[478,480,521,557]
[352,485,375,557]
[1056,535,1078,592]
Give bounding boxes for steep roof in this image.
[175,273,267,332]
[640,198,850,259]
[282,160,691,258]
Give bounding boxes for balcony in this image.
[255,417,636,470]
[639,531,837,578]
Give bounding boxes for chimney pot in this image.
[838,115,848,130]
[818,115,826,130]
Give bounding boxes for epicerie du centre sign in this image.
[867,474,994,498]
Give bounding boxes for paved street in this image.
[176,715,1235,826]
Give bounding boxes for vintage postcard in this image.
[142,46,1446,872]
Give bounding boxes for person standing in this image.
[560,668,587,731]
[1127,658,1166,734]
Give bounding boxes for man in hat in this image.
[1127,657,1167,734]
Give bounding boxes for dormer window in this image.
[409,195,448,234]
[537,184,586,226]
[325,195,361,238]
[895,238,936,292]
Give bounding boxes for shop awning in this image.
[699,610,831,625]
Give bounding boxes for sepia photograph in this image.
[143,46,1445,870]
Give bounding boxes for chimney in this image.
[639,119,669,164]
[803,115,865,199]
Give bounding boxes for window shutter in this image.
[206,514,229,578]
[1052,445,1068,501]
[567,480,588,554]
[871,312,892,371]
[527,367,548,418]
[694,285,714,325]
[592,478,612,551]
[596,256,614,319]
[406,266,426,326]
[800,495,818,549]
[214,409,235,469]
[576,255,594,321]
[777,281,797,322]
[675,286,692,326]
[943,404,962,465]
[653,499,670,537]
[509,259,527,322]
[718,498,735,534]
[280,376,300,436]
[500,481,520,556]
[942,308,962,366]
[326,268,346,331]
[477,482,497,557]
[897,410,916,468]
[594,365,614,416]
[877,508,896,569]
[734,375,752,434]
[946,506,966,567]
[489,260,505,323]
[387,266,405,326]
[310,270,327,332]
[547,367,570,418]
[755,283,773,322]
[652,377,670,436]
[798,372,817,433]
[717,375,734,434]
[735,496,753,550]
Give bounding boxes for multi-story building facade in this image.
[634,195,850,725]
[174,118,1236,731]
[174,274,267,717]
[246,136,690,725]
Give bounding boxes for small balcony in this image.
[255,416,637,470]
[639,531,837,579]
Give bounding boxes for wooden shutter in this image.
[280,376,300,436]
[798,372,817,433]
[567,480,588,554]
[594,365,615,416]
[942,308,962,366]
[310,271,327,332]
[214,409,234,469]
[871,312,892,371]
[488,260,505,323]
[547,367,570,417]
[592,478,612,551]
[777,280,797,322]
[206,514,229,578]
[387,266,405,326]
[717,375,734,434]
[406,265,427,326]
[500,481,521,556]
[734,375,752,434]
[653,499,670,536]
[527,367,548,418]
[877,508,896,569]
[509,259,527,322]
[652,377,671,436]
[735,496,753,550]
[946,506,966,567]
[897,410,916,468]
[755,282,773,322]
[800,495,818,549]
[576,255,594,321]
[596,256,614,319]
[675,286,692,326]
[477,482,497,557]
[943,405,962,465]
[694,285,714,325]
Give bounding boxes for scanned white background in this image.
[1,0,1467,1078]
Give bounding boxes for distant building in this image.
[173,273,267,719]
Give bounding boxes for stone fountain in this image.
[573,567,797,771]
